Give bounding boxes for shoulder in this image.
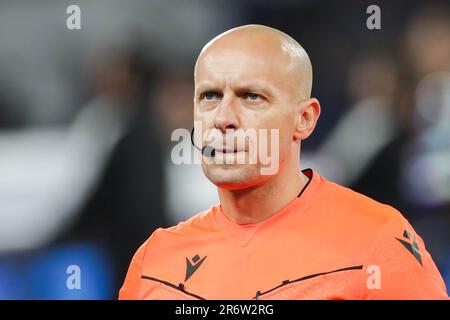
[134,204,219,256]
[118,205,219,299]
[318,175,405,231]
[317,177,448,299]
[154,204,218,237]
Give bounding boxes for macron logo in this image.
[185,254,207,282]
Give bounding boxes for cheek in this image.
[193,107,214,132]
[256,110,295,138]
[245,112,294,156]
[244,106,290,129]
[272,113,296,157]
[193,105,204,121]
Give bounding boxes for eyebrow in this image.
[195,80,276,99]
[195,81,222,93]
[233,83,275,98]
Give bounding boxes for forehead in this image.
[195,47,293,90]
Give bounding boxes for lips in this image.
[204,132,248,154]
[212,146,246,153]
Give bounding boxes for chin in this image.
[202,164,266,190]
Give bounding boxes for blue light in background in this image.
[0,242,115,300]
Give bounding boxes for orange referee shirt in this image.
[119,169,448,300]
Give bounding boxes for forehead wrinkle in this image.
[197,49,284,83]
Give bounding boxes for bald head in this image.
[195,24,313,100]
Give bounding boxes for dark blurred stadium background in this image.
[0,0,449,299]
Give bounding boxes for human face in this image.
[194,45,301,190]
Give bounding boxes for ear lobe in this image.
[293,98,321,141]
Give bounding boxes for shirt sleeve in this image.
[364,211,448,299]
[118,237,150,300]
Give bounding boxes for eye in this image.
[243,93,263,101]
[200,91,221,101]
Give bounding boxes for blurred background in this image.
[0,0,449,299]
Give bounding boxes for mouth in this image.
[214,147,246,154]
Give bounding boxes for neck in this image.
[218,158,308,225]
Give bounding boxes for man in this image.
[119,25,448,299]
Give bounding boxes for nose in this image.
[213,95,240,132]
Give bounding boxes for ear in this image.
[293,98,321,141]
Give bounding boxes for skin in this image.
[194,24,321,224]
